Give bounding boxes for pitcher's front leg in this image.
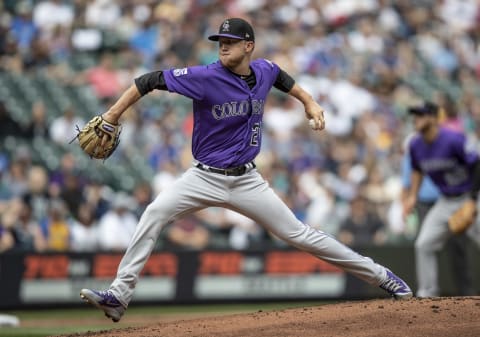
[110,169,221,306]
[230,174,385,286]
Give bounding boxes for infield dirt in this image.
[55,296,480,337]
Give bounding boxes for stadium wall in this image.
[1,246,478,309]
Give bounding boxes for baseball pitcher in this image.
[77,18,412,322]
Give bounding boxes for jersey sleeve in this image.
[162,66,206,100]
[451,132,479,166]
[254,59,281,88]
[409,142,422,172]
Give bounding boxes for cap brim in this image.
[208,33,244,41]
[408,107,427,115]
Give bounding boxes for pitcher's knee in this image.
[414,237,439,253]
[414,238,427,251]
[142,201,174,222]
[138,203,171,231]
[279,222,329,249]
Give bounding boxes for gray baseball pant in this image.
[110,167,388,307]
[415,195,480,297]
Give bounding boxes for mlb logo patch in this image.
[264,59,274,68]
[173,68,188,77]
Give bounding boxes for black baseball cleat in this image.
[379,269,413,300]
[80,288,126,322]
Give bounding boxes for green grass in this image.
[0,326,108,337]
[0,302,323,337]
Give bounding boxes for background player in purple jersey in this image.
[79,17,412,322]
[403,101,480,297]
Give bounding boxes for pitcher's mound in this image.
[59,297,480,337]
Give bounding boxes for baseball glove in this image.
[448,199,477,234]
[73,116,121,159]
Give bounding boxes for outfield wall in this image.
[1,246,478,309]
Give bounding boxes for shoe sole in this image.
[394,292,413,300]
[80,291,121,322]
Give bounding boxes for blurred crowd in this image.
[2,0,480,253]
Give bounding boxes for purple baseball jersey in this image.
[162,59,280,168]
[409,127,479,196]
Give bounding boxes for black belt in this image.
[444,192,467,198]
[195,162,256,176]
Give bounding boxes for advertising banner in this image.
[0,249,352,308]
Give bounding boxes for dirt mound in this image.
[56,297,480,337]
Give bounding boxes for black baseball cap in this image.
[408,102,439,116]
[208,18,255,42]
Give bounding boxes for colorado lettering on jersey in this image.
[211,99,265,120]
[420,158,457,172]
[444,168,469,186]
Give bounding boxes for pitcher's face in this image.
[218,38,253,68]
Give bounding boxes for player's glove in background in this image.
[448,199,477,235]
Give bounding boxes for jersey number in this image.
[250,123,261,146]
